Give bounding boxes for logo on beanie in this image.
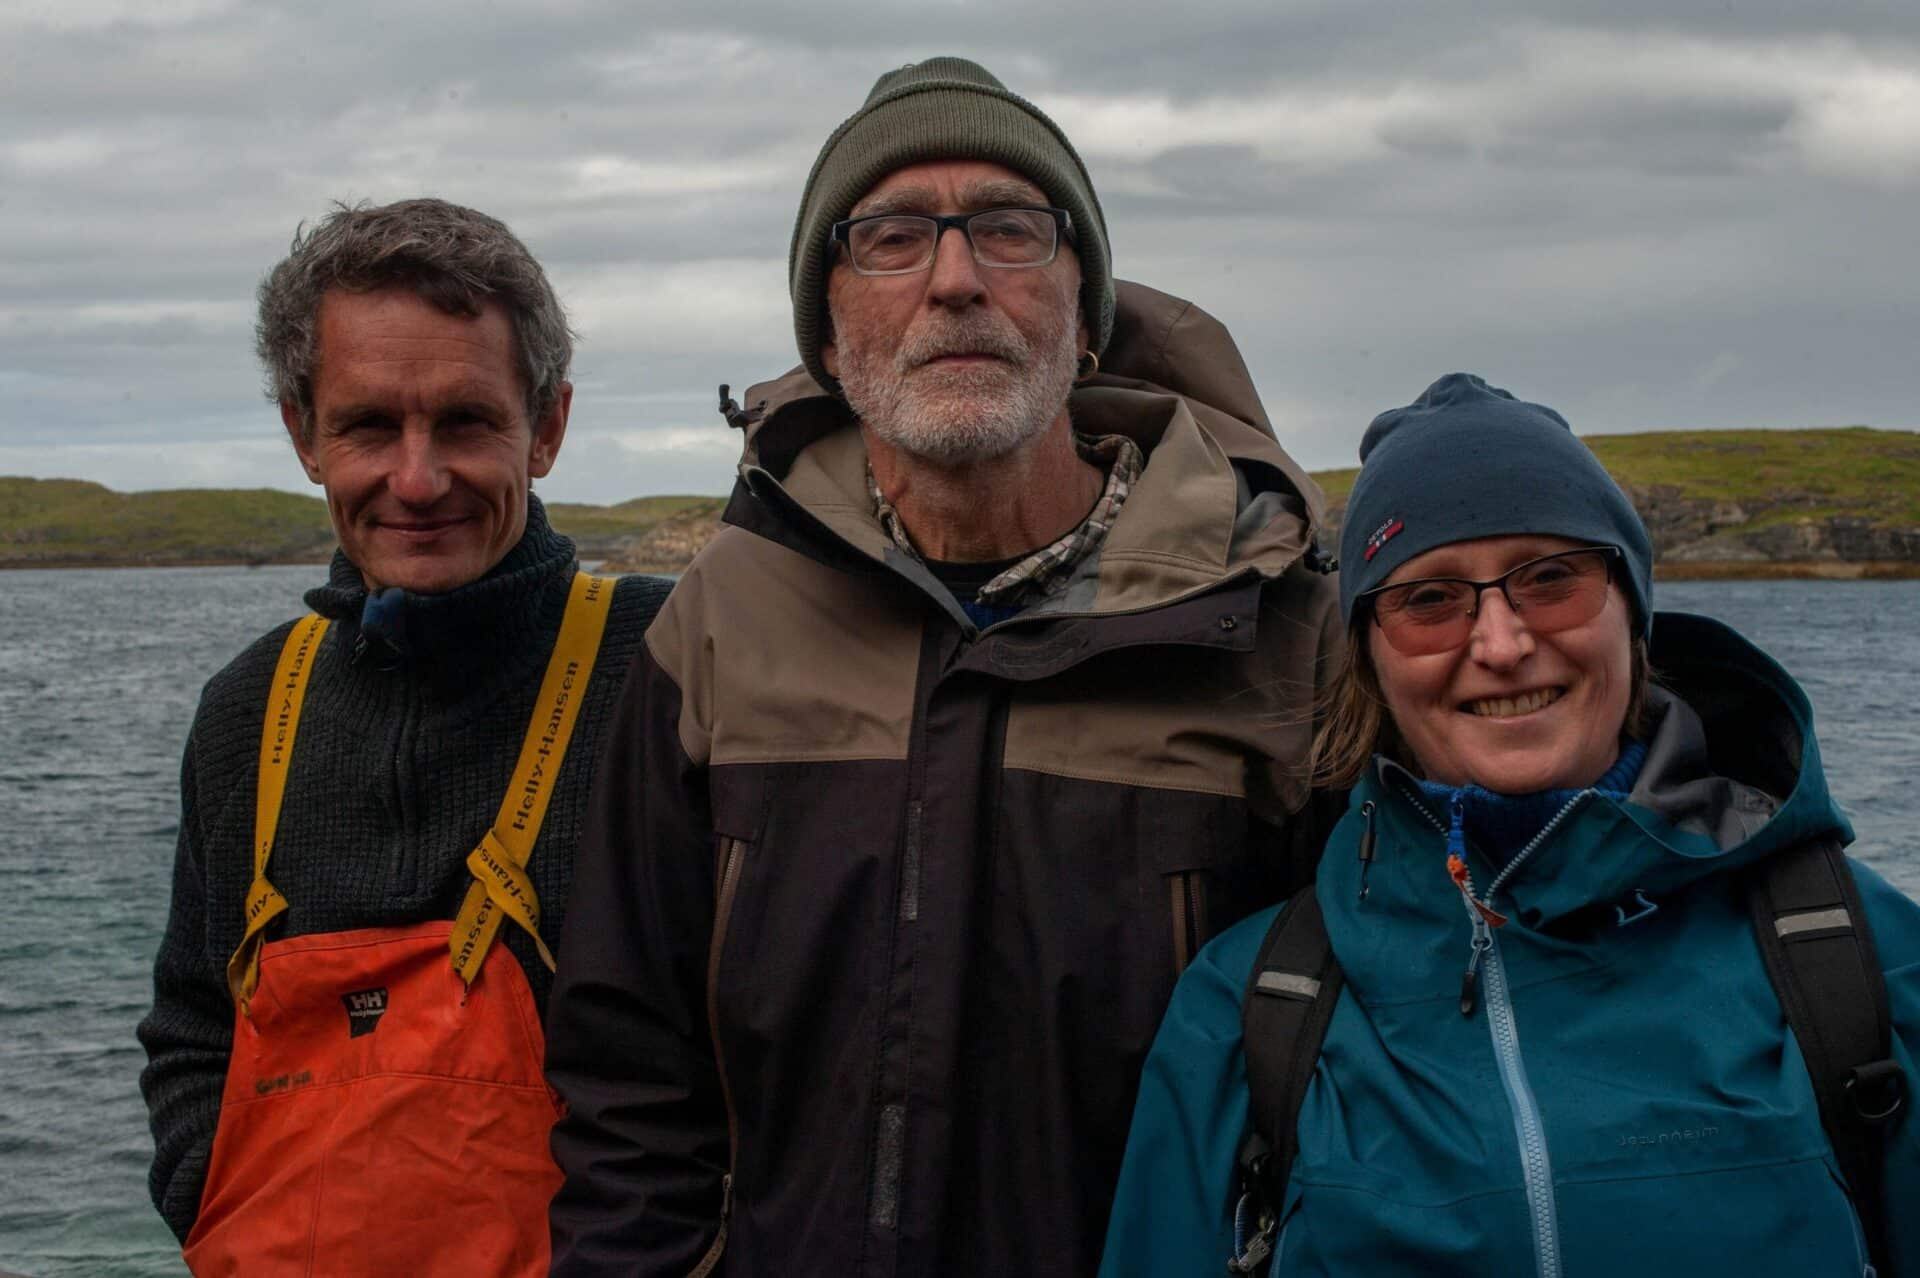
[1363,518,1404,562]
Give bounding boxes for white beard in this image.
[835,301,1080,467]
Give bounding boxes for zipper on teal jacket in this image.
[1476,911,1561,1278]
[1407,787,1599,1278]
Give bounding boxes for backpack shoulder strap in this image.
[1233,885,1343,1269]
[1746,836,1906,1274]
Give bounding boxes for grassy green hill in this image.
[1311,426,1920,577]
[543,495,719,542]
[7,427,1916,573]
[1581,427,1920,530]
[0,478,337,566]
[1310,426,1920,524]
[0,478,723,568]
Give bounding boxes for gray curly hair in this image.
[257,198,574,438]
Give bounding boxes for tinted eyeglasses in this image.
[1358,546,1623,655]
[830,206,1072,275]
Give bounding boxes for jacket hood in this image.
[1352,611,1851,931]
[718,279,1326,620]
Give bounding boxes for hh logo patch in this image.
[1363,517,1405,562]
[342,986,389,1038]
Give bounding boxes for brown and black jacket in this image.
[545,282,1345,1277]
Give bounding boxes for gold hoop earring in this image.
[1075,350,1099,383]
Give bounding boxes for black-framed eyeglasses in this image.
[830,206,1072,276]
[1357,546,1622,655]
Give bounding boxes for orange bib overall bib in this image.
[183,573,612,1277]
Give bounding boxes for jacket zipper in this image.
[1170,872,1208,975]
[1830,1163,1876,1277]
[1406,788,1587,1278]
[1456,797,1590,1013]
[1474,909,1561,1278]
[690,835,748,1278]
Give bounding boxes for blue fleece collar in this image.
[1414,740,1648,872]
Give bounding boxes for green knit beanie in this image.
[789,56,1114,393]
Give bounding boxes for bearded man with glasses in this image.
[544,57,1344,1277]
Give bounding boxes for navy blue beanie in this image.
[1337,374,1653,636]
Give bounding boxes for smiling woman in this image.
[1099,373,1920,1278]
[1308,376,1655,794]
[1362,533,1636,794]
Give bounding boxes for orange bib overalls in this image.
[183,572,612,1277]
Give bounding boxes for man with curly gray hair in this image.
[137,197,670,1275]
[258,198,574,446]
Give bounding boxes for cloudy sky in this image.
[4,1,1916,504]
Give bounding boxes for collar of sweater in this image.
[303,495,579,686]
[1414,739,1649,872]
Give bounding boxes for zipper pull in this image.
[1447,855,1509,930]
[1356,801,1377,902]
[1461,915,1491,1017]
[1228,1193,1278,1273]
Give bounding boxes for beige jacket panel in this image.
[645,525,920,768]
[1001,561,1337,813]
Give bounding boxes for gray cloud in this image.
[3,2,1917,505]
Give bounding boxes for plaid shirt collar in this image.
[869,432,1144,607]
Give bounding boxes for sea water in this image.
[0,568,1915,1276]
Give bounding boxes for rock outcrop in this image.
[597,502,727,575]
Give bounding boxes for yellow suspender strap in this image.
[449,572,613,988]
[226,614,331,1014]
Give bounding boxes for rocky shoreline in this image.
[1311,477,1920,583]
[20,506,1920,581]
[589,504,1920,581]
[10,424,1918,579]
[15,555,1917,580]
[0,556,333,571]
[1652,560,1920,581]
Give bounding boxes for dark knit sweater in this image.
[136,497,671,1243]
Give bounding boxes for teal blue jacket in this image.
[1101,614,1920,1277]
